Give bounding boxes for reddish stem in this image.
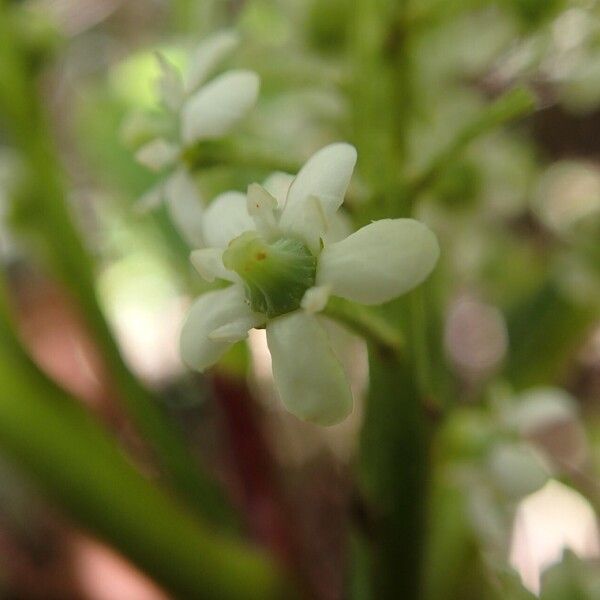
[211,373,311,597]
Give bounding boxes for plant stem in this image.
[0,327,292,598]
[0,4,229,522]
[406,87,536,206]
[349,3,438,597]
[182,139,303,175]
[211,372,312,595]
[360,342,430,599]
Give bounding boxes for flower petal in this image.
[181,70,259,145]
[201,191,255,248]
[155,53,185,111]
[135,138,179,171]
[301,285,331,314]
[190,248,239,283]
[180,285,263,371]
[185,30,240,93]
[282,194,328,255]
[324,210,353,244]
[262,171,294,208]
[164,169,205,247]
[266,312,353,426]
[209,317,259,343]
[280,143,356,229]
[247,183,278,238]
[134,180,165,213]
[317,218,440,305]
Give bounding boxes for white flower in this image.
[180,143,440,426]
[133,30,260,247]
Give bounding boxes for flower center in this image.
[223,231,317,318]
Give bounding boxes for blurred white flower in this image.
[532,161,600,235]
[505,387,578,435]
[133,31,260,247]
[504,387,588,472]
[488,442,550,500]
[510,480,600,594]
[180,143,439,425]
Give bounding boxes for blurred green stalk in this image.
[0,300,291,598]
[360,343,430,599]
[349,2,434,597]
[406,87,537,206]
[0,2,229,522]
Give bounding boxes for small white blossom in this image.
[181,70,259,145]
[180,143,440,426]
[134,138,179,172]
[133,31,260,247]
[185,30,240,94]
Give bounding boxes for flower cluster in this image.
[131,31,440,426]
[180,143,440,425]
[133,30,260,247]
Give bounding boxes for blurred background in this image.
[0,0,599,598]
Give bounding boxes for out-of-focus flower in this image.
[505,387,578,435]
[132,31,260,247]
[488,441,550,500]
[510,480,600,594]
[505,387,588,471]
[444,295,508,379]
[180,143,439,425]
[532,161,600,236]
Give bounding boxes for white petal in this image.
[181,70,259,145]
[134,181,165,213]
[488,443,549,499]
[324,210,353,244]
[164,169,205,247]
[155,53,185,111]
[120,110,165,149]
[262,171,294,208]
[266,312,353,426]
[185,30,240,93]
[301,285,331,314]
[317,219,440,305]
[280,143,356,229]
[247,183,278,238]
[209,317,259,343]
[190,248,239,283]
[180,285,263,371]
[201,191,255,248]
[282,195,328,255]
[507,387,578,434]
[135,139,179,171]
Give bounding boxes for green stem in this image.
[182,139,302,175]
[406,87,536,206]
[0,325,292,598]
[360,343,430,599]
[423,477,491,600]
[350,3,433,598]
[410,288,433,399]
[0,4,229,522]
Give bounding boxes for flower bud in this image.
[223,231,317,318]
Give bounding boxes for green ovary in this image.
[223,231,317,318]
